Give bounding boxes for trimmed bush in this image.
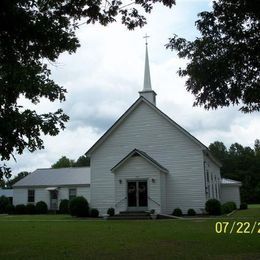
[0,195,10,213]
[59,199,69,214]
[221,201,237,214]
[69,196,89,217]
[6,204,15,214]
[26,204,36,214]
[90,208,99,218]
[36,201,48,214]
[15,204,26,214]
[187,208,196,216]
[240,202,248,210]
[172,208,183,216]
[107,208,115,217]
[205,199,221,215]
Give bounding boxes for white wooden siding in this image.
[221,185,241,207]
[203,154,221,203]
[13,186,90,209]
[91,101,208,214]
[160,172,166,213]
[114,155,163,213]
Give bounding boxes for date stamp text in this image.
[215,221,260,234]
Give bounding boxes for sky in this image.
[7,0,260,175]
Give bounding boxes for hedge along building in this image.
[13,167,90,210]
[85,42,241,215]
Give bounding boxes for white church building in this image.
[13,44,241,214]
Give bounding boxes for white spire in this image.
[139,34,157,106]
[143,43,152,91]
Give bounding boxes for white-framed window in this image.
[69,188,77,200]
[28,189,35,203]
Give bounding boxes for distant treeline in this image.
[51,155,90,168]
[209,140,260,204]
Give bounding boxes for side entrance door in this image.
[127,180,148,211]
[50,190,58,210]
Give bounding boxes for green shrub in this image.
[36,201,48,214]
[205,199,221,215]
[59,199,69,214]
[187,208,196,216]
[172,208,183,216]
[240,202,248,210]
[69,196,89,217]
[90,208,99,218]
[6,204,15,214]
[221,201,237,214]
[26,204,36,214]
[107,208,115,216]
[0,196,10,213]
[15,204,26,214]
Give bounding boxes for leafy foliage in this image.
[187,208,196,216]
[35,201,48,214]
[209,139,260,203]
[107,208,115,216]
[52,155,90,168]
[15,204,26,214]
[0,0,175,179]
[6,204,15,214]
[240,203,248,210]
[52,156,74,168]
[205,199,221,215]
[69,196,89,217]
[26,204,36,214]
[90,208,99,218]
[172,208,183,216]
[0,195,10,213]
[59,199,69,214]
[74,156,90,167]
[221,201,237,214]
[167,0,260,113]
[1,171,30,188]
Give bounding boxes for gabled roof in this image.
[221,178,242,186]
[111,149,169,173]
[13,167,90,187]
[85,96,221,167]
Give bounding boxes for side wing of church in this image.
[85,44,223,215]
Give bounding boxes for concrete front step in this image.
[108,211,152,220]
[108,215,151,220]
[119,211,150,216]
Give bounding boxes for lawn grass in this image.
[0,209,259,259]
[249,204,260,209]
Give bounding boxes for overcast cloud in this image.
[7,0,260,175]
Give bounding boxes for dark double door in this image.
[127,181,148,211]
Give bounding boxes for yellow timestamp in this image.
[215,221,260,234]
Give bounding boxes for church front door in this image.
[127,180,148,211]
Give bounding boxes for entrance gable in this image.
[111,149,168,174]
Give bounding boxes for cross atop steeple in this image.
[139,34,157,106]
[143,34,150,45]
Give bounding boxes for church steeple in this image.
[139,35,157,105]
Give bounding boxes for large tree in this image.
[209,139,260,203]
[52,156,74,169]
[0,0,175,180]
[167,0,260,113]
